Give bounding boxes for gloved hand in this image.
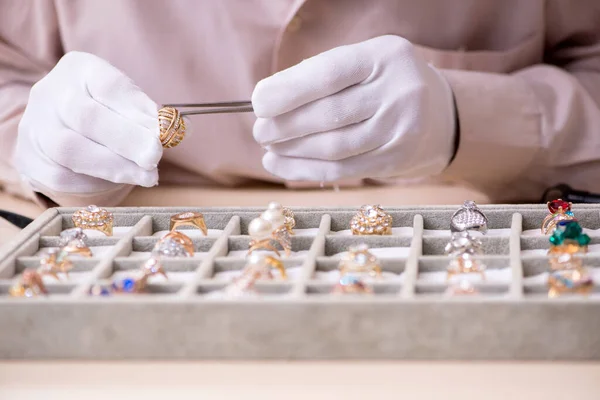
[14,51,162,206]
[252,35,456,182]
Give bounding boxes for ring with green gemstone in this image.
[548,220,590,270]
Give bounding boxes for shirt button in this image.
[286,15,303,32]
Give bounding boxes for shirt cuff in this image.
[437,69,542,198]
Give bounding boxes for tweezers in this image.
[161,101,253,116]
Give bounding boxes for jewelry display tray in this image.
[1,204,600,360]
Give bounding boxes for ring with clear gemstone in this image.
[449,200,488,234]
[446,253,486,281]
[59,227,92,257]
[141,257,168,279]
[72,205,114,236]
[338,244,382,278]
[444,231,483,258]
[350,205,393,235]
[153,231,194,257]
[38,248,73,280]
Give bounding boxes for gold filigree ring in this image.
[158,107,186,148]
[351,205,392,235]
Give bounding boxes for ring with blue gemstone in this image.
[332,275,372,294]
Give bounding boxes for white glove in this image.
[252,35,456,182]
[15,51,162,205]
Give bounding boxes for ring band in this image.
[170,212,208,235]
[158,107,186,148]
[450,200,488,234]
[351,205,392,235]
[72,205,113,236]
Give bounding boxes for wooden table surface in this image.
[1,184,599,399]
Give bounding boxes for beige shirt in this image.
[1,0,599,204]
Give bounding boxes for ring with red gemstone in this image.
[541,199,575,235]
[72,205,114,236]
[351,205,392,235]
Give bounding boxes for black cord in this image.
[0,210,33,229]
[448,91,461,165]
[542,184,600,204]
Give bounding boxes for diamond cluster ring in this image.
[72,205,114,236]
[351,205,392,235]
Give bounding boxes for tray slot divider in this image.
[400,214,423,299]
[291,214,331,298]
[509,212,524,298]
[69,215,153,297]
[179,216,240,297]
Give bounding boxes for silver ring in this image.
[450,200,488,234]
[444,231,484,257]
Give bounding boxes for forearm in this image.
[439,64,600,202]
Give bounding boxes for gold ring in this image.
[332,275,372,294]
[282,207,295,231]
[38,248,73,280]
[9,269,48,297]
[338,244,382,278]
[158,107,186,148]
[547,221,590,270]
[59,227,92,257]
[541,199,575,234]
[243,253,287,280]
[72,205,113,236]
[548,269,593,298]
[154,231,194,257]
[351,205,392,235]
[247,215,292,257]
[446,253,486,282]
[141,257,168,279]
[445,280,478,296]
[170,212,208,235]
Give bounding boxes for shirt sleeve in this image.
[0,0,63,205]
[438,1,600,202]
